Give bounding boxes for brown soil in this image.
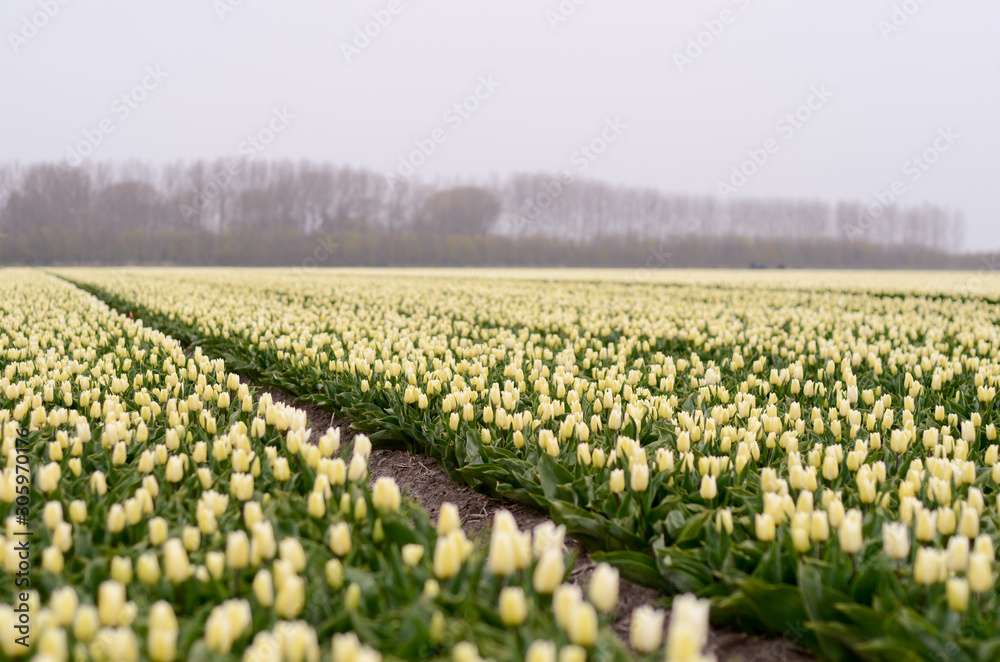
[114,290,814,659]
[367,446,813,662]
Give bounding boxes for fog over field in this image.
[1,0,998,252]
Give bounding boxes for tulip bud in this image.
[165,455,185,483]
[353,497,367,521]
[438,502,461,535]
[533,521,566,557]
[946,577,970,612]
[326,558,344,589]
[592,448,606,469]
[148,601,178,662]
[163,538,192,583]
[943,536,969,574]
[972,534,993,560]
[231,473,255,501]
[50,586,78,627]
[104,503,126,534]
[182,525,201,552]
[826,499,845,528]
[42,501,63,530]
[196,467,212,489]
[148,517,169,546]
[307,491,327,519]
[73,604,99,642]
[275,574,305,619]
[958,507,980,539]
[252,570,274,607]
[402,543,424,567]
[881,522,909,560]
[913,547,942,585]
[206,551,225,580]
[278,537,306,574]
[629,605,665,654]
[41,546,64,573]
[525,640,557,662]
[345,583,362,611]
[98,580,126,626]
[69,500,88,524]
[552,584,582,631]
[562,646,589,662]
[499,586,528,627]
[755,513,776,542]
[347,454,367,483]
[914,509,936,542]
[453,642,482,662]
[715,508,734,535]
[111,556,133,584]
[137,552,161,585]
[588,563,619,613]
[809,510,830,542]
[205,600,250,655]
[329,522,352,557]
[533,548,565,594]
[609,469,625,494]
[699,474,717,500]
[37,462,61,493]
[226,531,250,569]
[608,407,623,431]
[968,552,994,593]
[567,601,598,647]
[838,509,863,554]
[372,477,402,513]
[630,463,649,492]
[665,594,710,662]
[332,633,363,662]
[488,529,517,576]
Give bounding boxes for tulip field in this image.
[0,271,670,662]
[3,267,1000,662]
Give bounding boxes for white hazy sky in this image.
[2,0,997,251]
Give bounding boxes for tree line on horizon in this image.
[0,160,972,268]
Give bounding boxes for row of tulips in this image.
[0,271,714,662]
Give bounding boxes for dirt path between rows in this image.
[258,385,815,662]
[165,320,814,661]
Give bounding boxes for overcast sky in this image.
[2,0,997,251]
